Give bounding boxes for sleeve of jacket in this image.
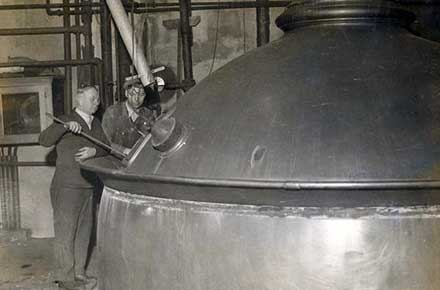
[38,115,68,147]
[101,107,114,143]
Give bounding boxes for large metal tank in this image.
[83,1,440,289]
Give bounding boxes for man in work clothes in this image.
[102,75,155,155]
[39,86,109,290]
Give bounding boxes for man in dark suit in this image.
[39,86,109,290]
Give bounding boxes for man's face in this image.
[78,87,100,115]
[126,85,146,110]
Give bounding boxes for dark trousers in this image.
[51,185,94,281]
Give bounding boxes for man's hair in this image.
[77,85,99,99]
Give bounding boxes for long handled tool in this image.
[46,113,128,159]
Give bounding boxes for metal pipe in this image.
[0,0,289,11]
[105,0,155,87]
[45,0,99,16]
[115,32,131,102]
[5,148,13,230]
[133,1,290,12]
[81,0,95,85]
[75,0,82,60]
[0,58,102,68]
[42,0,290,15]
[100,0,113,109]
[10,147,20,230]
[75,0,82,98]
[0,2,99,10]
[129,0,290,8]
[97,53,105,111]
[64,0,73,114]
[0,26,84,36]
[0,152,7,229]
[256,0,270,46]
[179,0,195,89]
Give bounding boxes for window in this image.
[0,77,53,144]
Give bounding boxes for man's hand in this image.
[75,147,96,162]
[65,121,82,134]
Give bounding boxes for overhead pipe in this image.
[45,0,99,16]
[37,0,290,15]
[0,2,98,10]
[131,0,290,13]
[105,0,155,87]
[0,26,84,36]
[0,58,102,68]
[0,1,293,14]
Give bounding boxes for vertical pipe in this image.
[105,0,154,87]
[97,61,105,107]
[115,32,131,102]
[83,0,95,85]
[75,0,81,94]
[12,147,20,230]
[0,149,7,229]
[64,0,73,114]
[179,0,195,87]
[115,34,121,102]
[8,150,15,229]
[75,0,81,60]
[100,0,113,109]
[6,147,12,230]
[256,0,270,47]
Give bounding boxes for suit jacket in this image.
[39,111,109,188]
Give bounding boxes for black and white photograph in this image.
[2,1,440,290]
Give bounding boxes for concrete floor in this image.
[0,231,97,290]
[0,230,56,290]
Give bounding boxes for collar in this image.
[75,108,94,129]
[125,101,139,122]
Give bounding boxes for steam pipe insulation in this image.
[105,0,154,87]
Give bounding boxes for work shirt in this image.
[75,108,94,129]
[102,101,153,150]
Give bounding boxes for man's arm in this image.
[39,117,68,147]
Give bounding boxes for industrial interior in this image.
[1,0,440,289]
